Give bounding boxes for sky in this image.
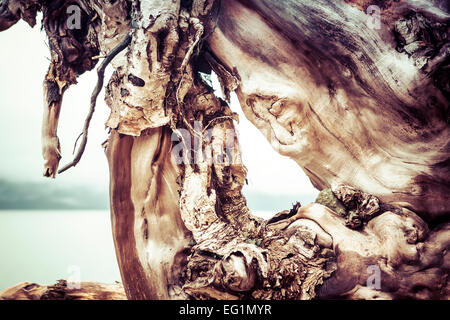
[0,17,318,211]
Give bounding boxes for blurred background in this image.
[0,17,318,291]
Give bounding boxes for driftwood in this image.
[0,281,126,300]
[0,0,449,300]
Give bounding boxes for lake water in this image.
[0,210,275,291]
[0,210,121,291]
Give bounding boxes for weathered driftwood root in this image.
[106,124,337,300]
[1,0,449,300]
[0,280,126,300]
[39,0,101,177]
[299,203,450,300]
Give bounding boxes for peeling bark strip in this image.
[1,0,449,300]
[106,131,155,299]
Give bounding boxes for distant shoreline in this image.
[0,178,318,212]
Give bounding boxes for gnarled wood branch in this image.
[0,281,126,300]
[0,0,449,300]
